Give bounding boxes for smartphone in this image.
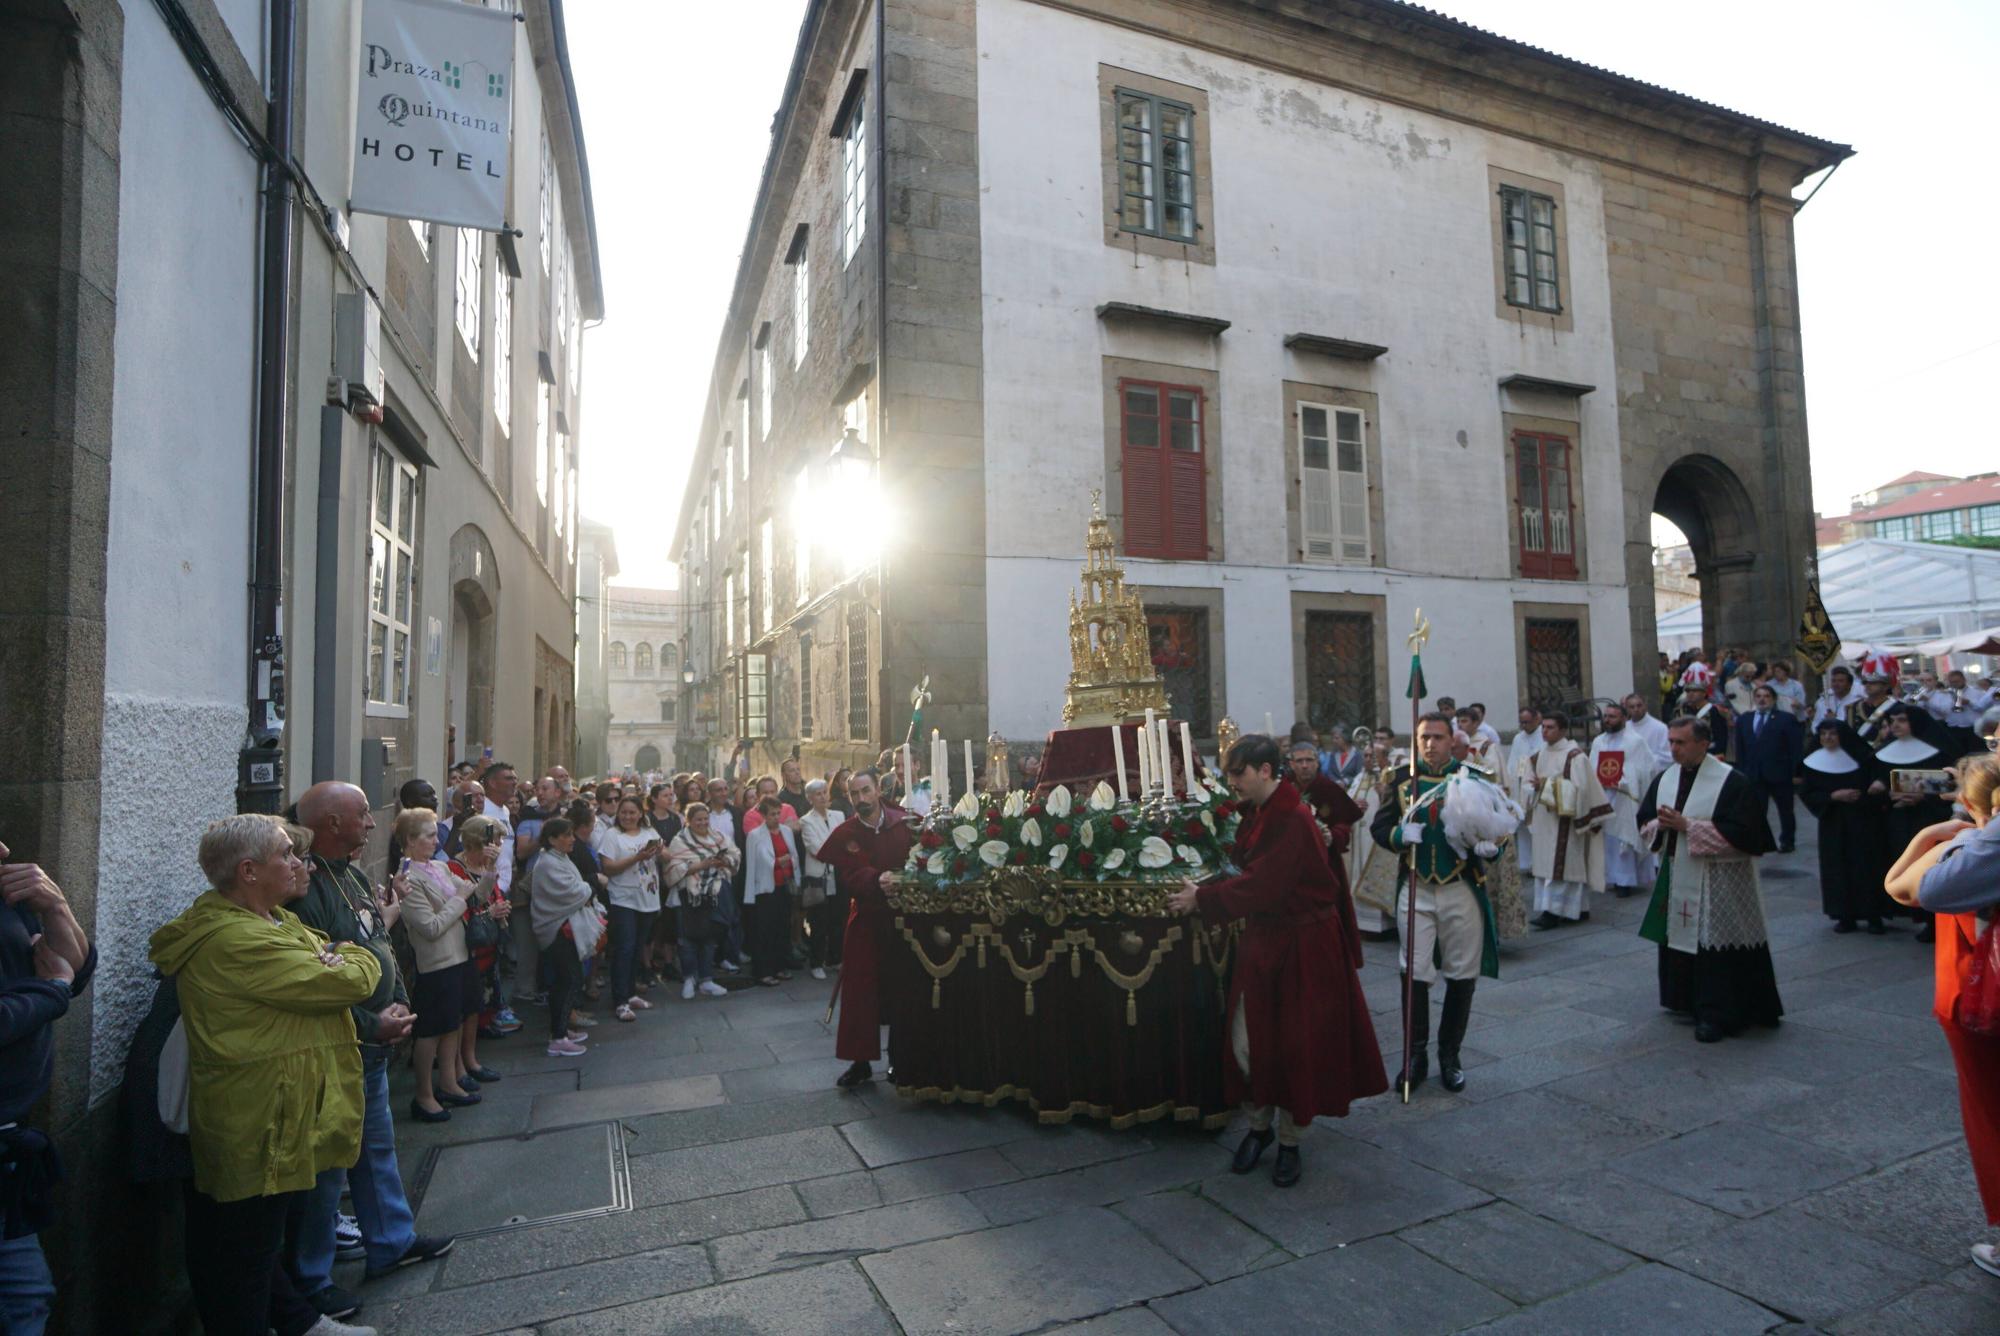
[398,857,411,875]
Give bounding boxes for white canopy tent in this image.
[1655,539,2000,672]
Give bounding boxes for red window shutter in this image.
[1167,447,1206,558]
[1546,435,1577,578]
[1120,381,1165,557]
[1514,432,1547,578]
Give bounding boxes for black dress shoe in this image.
[1694,1021,1725,1043]
[1530,912,1562,930]
[1439,1054,1466,1092]
[1865,919,1886,936]
[436,1089,481,1107]
[1832,919,1857,934]
[1395,1049,1429,1093]
[1231,1127,1274,1174]
[409,1100,451,1123]
[836,1060,873,1089]
[1271,1145,1302,1188]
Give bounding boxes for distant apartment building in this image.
[605,588,683,775]
[576,519,622,776]
[1816,471,2000,548]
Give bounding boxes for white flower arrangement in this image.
[1045,785,1073,818]
[977,839,1010,868]
[1088,782,1116,811]
[926,850,948,875]
[952,825,978,851]
[1079,819,1095,848]
[1102,848,1127,871]
[1002,790,1026,818]
[1175,844,1203,866]
[952,791,980,820]
[1137,836,1173,869]
[1019,817,1042,847]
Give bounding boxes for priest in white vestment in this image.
[1526,711,1609,927]
[1506,706,1545,876]
[1621,692,1673,773]
[1589,703,1658,896]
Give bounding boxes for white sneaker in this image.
[546,1038,586,1057]
[615,1005,637,1023]
[626,995,652,1010]
[811,967,826,980]
[699,980,728,998]
[682,977,697,1000]
[1974,1242,2000,1279]
[307,1317,379,1336]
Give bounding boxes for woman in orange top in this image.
[1887,751,2000,1279]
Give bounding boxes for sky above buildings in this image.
[567,0,1998,587]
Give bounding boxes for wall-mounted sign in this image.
[350,0,515,230]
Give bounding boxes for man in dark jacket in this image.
[289,783,450,1321]
[0,841,94,1336]
[1732,682,1804,852]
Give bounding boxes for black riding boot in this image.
[1437,978,1477,1092]
[1395,977,1430,1092]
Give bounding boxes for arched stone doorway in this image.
[448,525,500,760]
[633,743,662,773]
[1632,453,1804,700]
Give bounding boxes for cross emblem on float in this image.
[1019,927,1038,956]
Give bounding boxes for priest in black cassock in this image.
[1638,714,1782,1042]
[1797,719,1894,934]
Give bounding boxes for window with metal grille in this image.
[846,603,870,741]
[1514,431,1577,579]
[1115,89,1197,242]
[1305,611,1376,733]
[799,634,815,739]
[1298,403,1368,562]
[1524,617,1583,710]
[1119,379,1206,560]
[1500,185,1561,313]
[740,652,769,740]
[1146,608,1212,736]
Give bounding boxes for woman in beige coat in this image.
[395,808,502,1120]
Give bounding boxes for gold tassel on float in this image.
[1092,926,1182,1027]
[1024,982,1034,1016]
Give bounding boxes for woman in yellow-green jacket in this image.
[149,815,381,1336]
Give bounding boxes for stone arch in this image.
[1630,452,1802,699]
[448,524,501,756]
[634,743,662,773]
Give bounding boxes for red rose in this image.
[1216,801,1237,819]
[952,857,969,876]
[1183,820,1204,839]
[920,830,943,849]
[984,808,999,822]
[1077,850,1097,869]
[1110,815,1129,833]
[1028,804,1046,818]
[985,821,1003,838]
[1053,822,1072,839]
[1011,849,1029,865]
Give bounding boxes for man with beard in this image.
[818,770,913,1089]
[1622,692,1673,773]
[1591,702,1658,896]
[1287,739,1364,859]
[1507,705,1544,881]
[1638,717,1782,1042]
[1170,736,1384,1187]
[1812,665,1865,730]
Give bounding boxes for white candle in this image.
[1264,711,1274,736]
[1161,721,1174,793]
[1181,721,1196,794]
[1143,708,1159,792]
[1137,721,1152,792]
[964,739,975,798]
[932,730,945,808]
[1112,725,1129,803]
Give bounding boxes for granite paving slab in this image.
[1458,1261,1781,1335]
[719,1056,856,1103]
[996,1123,1150,1177]
[527,1072,725,1130]
[1048,1308,1180,1334]
[371,1244,711,1336]
[710,1194,991,1279]
[871,1145,1024,1205]
[1799,1141,1996,1267]
[1197,1131,1489,1255]
[627,1125,862,1205]
[1612,1122,1871,1218]
[1744,1062,1964,1167]
[1356,1090,1669,1193]
[1503,1169,1736,1258]
[1784,1001,1949,1052]
[1664,1206,1943,1325]
[620,1088,870,1156]
[576,1045,777,1087]
[1544,1048,1814,1133]
[796,1170,884,1218]
[861,1205,1200,1335]
[1398,1200,1637,1305]
[1833,1276,2000,1336]
[1115,1188,1288,1282]
[537,1259,898,1335]
[967,1138,1233,1227]
[1150,1235,1513,1335]
[839,1102,1038,1167]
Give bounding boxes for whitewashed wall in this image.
[975,0,1633,737]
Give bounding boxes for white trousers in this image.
[1603,836,1651,890]
[1231,999,1300,1145]
[1516,828,1534,872]
[1532,877,1586,920]
[1396,879,1485,983]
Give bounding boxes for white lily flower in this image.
[1138,836,1173,869]
[1088,782,1116,811]
[953,790,980,820]
[1020,817,1043,847]
[1046,785,1073,817]
[978,839,1010,868]
[1176,844,1202,866]
[1102,848,1127,871]
[1200,811,1216,834]
[952,825,978,850]
[1047,843,1069,869]
[1079,819,1094,848]
[926,850,948,875]
[1002,790,1026,818]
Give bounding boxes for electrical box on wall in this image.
[360,735,398,807]
[334,290,384,410]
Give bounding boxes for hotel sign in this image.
[350,0,516,230]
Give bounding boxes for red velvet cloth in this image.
[1196,779,1386,1123]
[820,805,914,1063]
[1299,772,1364,856]
[1935,911,2000,1222]
[1035,722,1205,802]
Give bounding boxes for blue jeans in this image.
[292,1055,416,1290]
[609,905,656,1004]
[677,903,718,982]
[0,1234,53,1336]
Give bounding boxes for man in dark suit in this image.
[1733,682,1803,852]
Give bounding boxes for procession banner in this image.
[350,0,516,230]
[1796,580,1841,674]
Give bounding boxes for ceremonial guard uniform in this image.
[820,802,914,1085]
[1371,758,1501,1092]
[1196,777,1385,1186]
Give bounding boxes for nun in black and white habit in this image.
[1796,719,1894,933]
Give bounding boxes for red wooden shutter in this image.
[1165,388,1207,558]
[1515,431,1547,578]
[1120,381,1165,557]
[1544,434,1577,578]
[1514,431,1577,580]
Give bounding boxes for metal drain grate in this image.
[407,1120,631,1239]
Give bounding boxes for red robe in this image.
[1196,779,1386,1122]
[820,804,913,1062]
[1298,772,1364,858]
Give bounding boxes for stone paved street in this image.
[350,824,2000,1334]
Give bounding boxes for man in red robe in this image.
[818,768,913,1089]
[1170,735,1387,1187]
[1288,738,1364,858]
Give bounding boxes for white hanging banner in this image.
[350,0,516,230]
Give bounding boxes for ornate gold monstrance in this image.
[1062,492,1170,726]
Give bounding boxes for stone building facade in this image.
[605,587,684,776]
[676,0,1845,779]
[0,1,598,1327]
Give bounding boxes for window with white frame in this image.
[759,347,773,440]
[1298,403,1369,562]
[723,435,734,514]
[842,94,868,266]
[793,469,811,605]
[791,238,810,369]
[408,218,432,258]
[492,274,512,434]
[454,228,481,356]
[366,444,419,710]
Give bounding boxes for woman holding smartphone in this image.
[598,797,663,1022]
[395,809,502,1122]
